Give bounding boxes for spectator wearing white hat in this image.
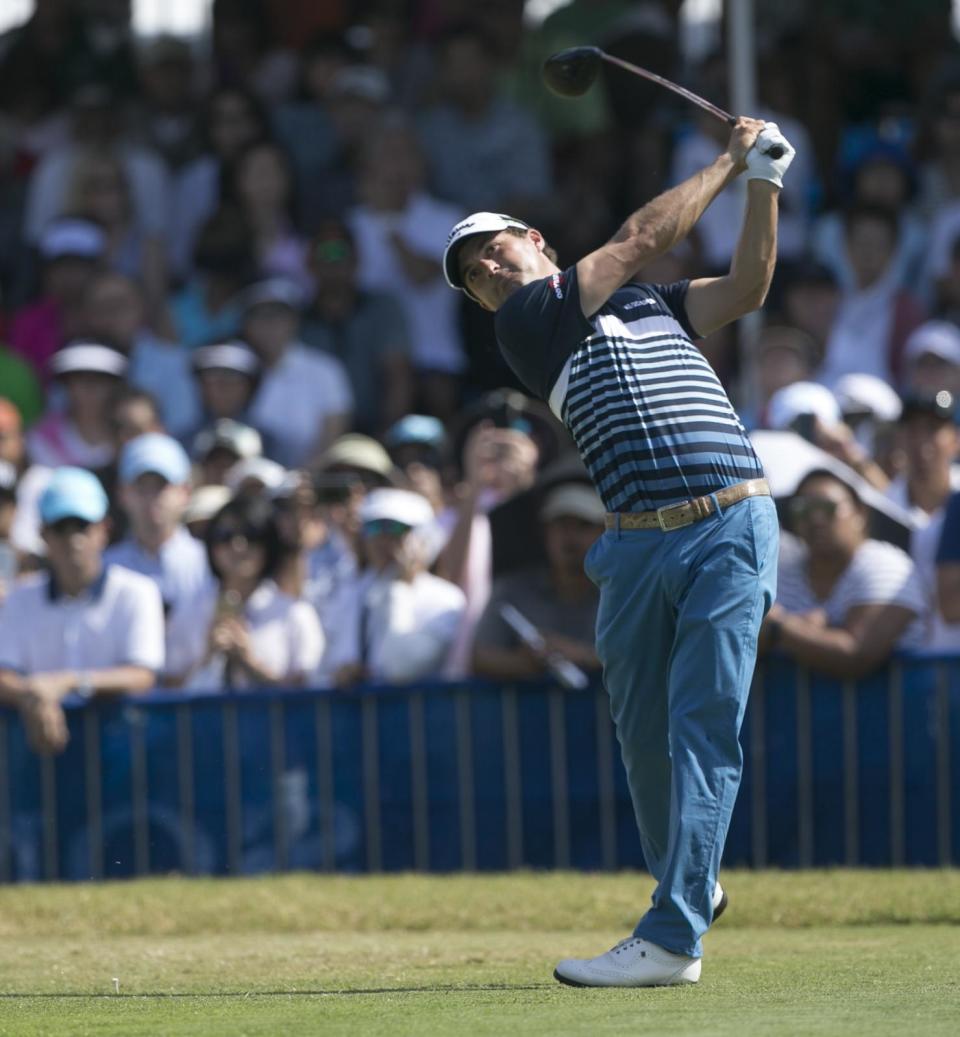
[766,380,890,491]
[105,434,214,684]
[884,391,960,652]
[8,218,106,384]
[902,320,960,398]
[27,342,128,470]
[333,489,465,686]
[192,418,263,488]
[187,340,262,448]
[181,494,323,691]
[0,467,164,755]
[472,482,602,681]
[241,278,354,467]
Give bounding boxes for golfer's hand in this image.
[745,122,795,188]
[727,117,766,172]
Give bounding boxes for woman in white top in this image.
[183,494,323,691]
[759,470,927,678]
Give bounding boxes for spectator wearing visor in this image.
[105,434,214,684]
[241,277,354,468]
[0,467,164,755]
[333,489,465,687]
[27,341,128,470]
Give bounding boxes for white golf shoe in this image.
[554,937,701,988]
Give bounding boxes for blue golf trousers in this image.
[584,493,778,958]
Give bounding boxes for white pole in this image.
[726,0,763,412]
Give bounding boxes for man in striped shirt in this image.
[443,117,795,987]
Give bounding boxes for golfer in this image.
[443,117,794,987]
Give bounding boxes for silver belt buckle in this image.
[656,500,694,531]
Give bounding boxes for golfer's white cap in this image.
[443,212,529,291]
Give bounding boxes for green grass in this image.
[0,870,958,1036]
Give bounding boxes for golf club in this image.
[542,46,784,159]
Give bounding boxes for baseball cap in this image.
[539,483,606,524]
[384,414,447,451]
[225,456,287,494]
[767,381,841,431]
[319,434,395,480]
[119,433,191,485]
[192,341,261,377]
[38,218,106,262]
[831,373,903,423]
[38,467,108,525]
[360,488,433,529]
[899,389,957,422]
[241,278,305,315]
[183,484,231,526]
[443,212,530,290]
[903,321,960,367]
[192,419,262,461]
[50,342,128,379]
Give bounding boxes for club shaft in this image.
[599,52,735,126]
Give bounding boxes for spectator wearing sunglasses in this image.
[758,469,927,676]
[332,489,464,687]
[181,494,323,691]
[0,467,164,755]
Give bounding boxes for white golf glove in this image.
[745,122,795,189]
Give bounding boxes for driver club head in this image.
[542,46,603,98]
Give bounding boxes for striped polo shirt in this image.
[494,266,763,512]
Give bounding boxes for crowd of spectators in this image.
[1,1,960,757]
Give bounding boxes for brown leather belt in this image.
[604,478,771,532]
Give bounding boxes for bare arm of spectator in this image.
[434,423,538,587]
[812,418,890,492]
[938,564,960,622]
[759,601,916,679]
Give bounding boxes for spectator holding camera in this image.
[182,494,323,691]
[105,434,213,685]
[759,470,927,677]
[0,467,164,755]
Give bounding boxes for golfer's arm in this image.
[684,179,779,336]
[576,153,739,317]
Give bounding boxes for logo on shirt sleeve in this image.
[550,273,564,299]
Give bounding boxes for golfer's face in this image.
[459,231,536,311]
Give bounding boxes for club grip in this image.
[766,145,784,159]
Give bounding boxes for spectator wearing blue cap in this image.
[384,414,449,514]
[105,434,214,684]
[0,467,164,755]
